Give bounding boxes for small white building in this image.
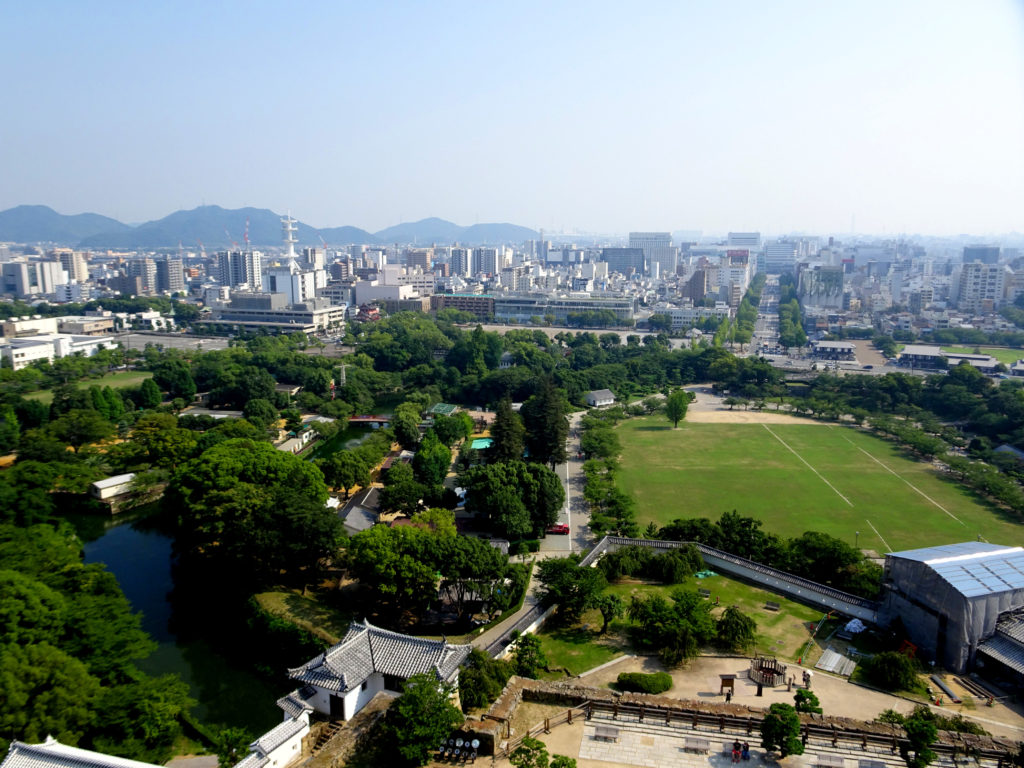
[90,473,136,500]
[585,389,615,408]
[287,619,473,721]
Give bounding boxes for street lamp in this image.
[855,531,860,548]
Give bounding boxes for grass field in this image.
[23,370,153,405]
[616,417,1024,552]
[940,346,1022,365]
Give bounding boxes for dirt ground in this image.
[683,386,824,425]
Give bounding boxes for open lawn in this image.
[23,370,153,405]
[940,346,1023,365]
[616,417,1023,552]
[254,590,352,645]
[537,572,828,673]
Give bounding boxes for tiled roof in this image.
[977,633,1024,675]
[0,739,161,768]
[287,619,472,693]
[252,716,307,756]
[275,686,316,719]
[996,611,1024,644]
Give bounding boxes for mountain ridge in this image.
[0,205,538,248]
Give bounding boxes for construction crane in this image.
[224,229,239,249]
[243,218,250,249]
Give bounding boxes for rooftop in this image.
[287,619,472,693]
[0,739,161,768]
[889,542,1024,598]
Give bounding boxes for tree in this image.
[213,727,253,768]
[521,378,568,468]
[392,401,422,449]
[760,702,804,757]
[168,439,339,585]
[536,556,606,623]
[511,633,548,678]
[323,451,370,498]
[47,409,114,452]
[0,570,66,645]
[0,405,20,453]
[457,649,513,711]
[242,398,278,430]
[664,390,689,428]
[138,378,163,409]
[715,606,757,652]
[863,651,918,691]
[550,757,577,768]
[593,594,624,633]
[383,673,463,766]
[432,412,474,447]
[510,736,549,768]
[462,461,564,537]
[794,689,822,714]
[902,706,938,768]
[490,398,525,462]
[412,430,451,486]
[152,359,196,400]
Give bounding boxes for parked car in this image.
[546,523,570,535]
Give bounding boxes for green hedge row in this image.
[616,672,673,694]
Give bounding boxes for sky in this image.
[2,1,1023,237]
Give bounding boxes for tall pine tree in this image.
[521,378,568,469]
[490,398,525,462]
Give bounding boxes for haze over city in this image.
[3,0,1023,236]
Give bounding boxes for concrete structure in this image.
[727,232,761,248]
[156,257,185,294]
[0,333,119,370]
[629,232,677,276]
[763,240,798,274]
[964,245,1001,265]
[288,619,472,721]
[210,293,347,334]
[492,294,636,324]
[2,316,59,337]
[431,293,494,320]
[601,247,645,277]
[958,261,1006,314]
[216,249,264,289]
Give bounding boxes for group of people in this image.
[731,741,750,763]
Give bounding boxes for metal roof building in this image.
[879,542,1024,675]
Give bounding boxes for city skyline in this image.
[3,1,1023,236]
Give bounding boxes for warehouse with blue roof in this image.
[880,542,1024,682]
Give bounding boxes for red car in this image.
[546,524,570,535]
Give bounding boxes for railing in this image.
[498,705,589,757]
[483,603,546,658]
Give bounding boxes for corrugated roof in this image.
[888,543,1024,598]
[977,633,1024,675]
[0,740,161,768]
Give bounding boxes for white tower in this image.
[281,214,298,261]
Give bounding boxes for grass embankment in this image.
[537,572,828,676]
[24,370,154,405]
[616,417,1019,551]
[940,346,1022,365]
[253,590,352,645]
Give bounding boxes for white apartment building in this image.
[0,334,119,370]
[958,262,1007,315]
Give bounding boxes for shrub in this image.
[616,671,673,694]
[862,651,919,691]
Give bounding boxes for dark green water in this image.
[80,515,281,734]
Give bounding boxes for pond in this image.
[76,512,283,735]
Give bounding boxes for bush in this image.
[862,651,919,691]
[616,671,673,694]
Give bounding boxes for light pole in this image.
[855,531,860,548]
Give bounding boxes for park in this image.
[615,415,1023,553]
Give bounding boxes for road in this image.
[539,411,589,554]
[116,331,232,352]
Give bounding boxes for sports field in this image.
[616,417,1024,552]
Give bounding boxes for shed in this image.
[90,473,136,500]
[585,389,615,407]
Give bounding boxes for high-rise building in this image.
[601,247,645,277]
[763,241,798,274]
[126,258,157,293]
[1,260,67,298]
[963,245,1001,265]
[450,248,473,277]
[53,249,89,282]
[405,248,433,271]
[474,247,499,276]
[629,232,676,276]
[215,250,263,289]
[728,232,762,248]
[958,262,1006,314]
[156,257,185,294]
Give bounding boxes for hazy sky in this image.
[3,1,1023,236]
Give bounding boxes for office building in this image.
[763,240,799,274]
[601,247,645,277]
[963,245,1001,265]
[629,232,677,276]
[728,232,762,248]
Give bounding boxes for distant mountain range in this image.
[0,205,539,248]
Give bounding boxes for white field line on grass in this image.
[830,428,965,526]
[865,519,893,553]
[762,424,853,507]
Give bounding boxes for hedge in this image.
[616,671,673,694]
